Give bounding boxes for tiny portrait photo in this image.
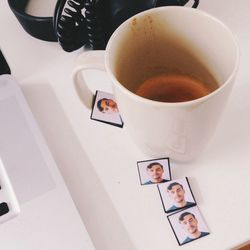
[137,158,171,185]
[167,206,210,246]
[91,90,123,128]
[158,177,196,213]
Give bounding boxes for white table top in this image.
[1,0,250,249]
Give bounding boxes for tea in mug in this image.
[136,73,218,102]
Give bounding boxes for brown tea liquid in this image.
[136,73,217,103]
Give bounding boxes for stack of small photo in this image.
[158,177,210,246]
[137,158,210,246]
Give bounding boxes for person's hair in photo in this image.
[158,177,196,213]
[91,90,123,128]
[97,98,107,112]
[137,158,171,185]
[178,211,209,245]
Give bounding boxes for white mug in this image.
[72,6,239,162]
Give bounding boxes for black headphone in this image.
[8,0,199,52]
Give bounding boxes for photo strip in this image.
[158,177,196,213]
[137,158,171,185]
[91,90,123,128]
[167,206,210,246]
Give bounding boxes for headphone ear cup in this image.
[54,0,88,52]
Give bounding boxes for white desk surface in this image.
[1,1,250,250]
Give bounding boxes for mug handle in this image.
[72,50,105,109]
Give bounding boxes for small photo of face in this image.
[91,90,123,127]
[137,158,171,185]
[167,206,210,246]
[158,177,196,213]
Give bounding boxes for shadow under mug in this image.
[72,6,239,162]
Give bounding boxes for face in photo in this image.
[158,177,196,213]
[167,206,210,246]
[91,90,123,127]
[137,158,171,185]
[97,98,118,114]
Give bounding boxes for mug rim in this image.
[105,6,240,107]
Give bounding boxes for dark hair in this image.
[97,98,108,112]
[167,182,183,191]
[146,162,164,170]
[179,212,195,222]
